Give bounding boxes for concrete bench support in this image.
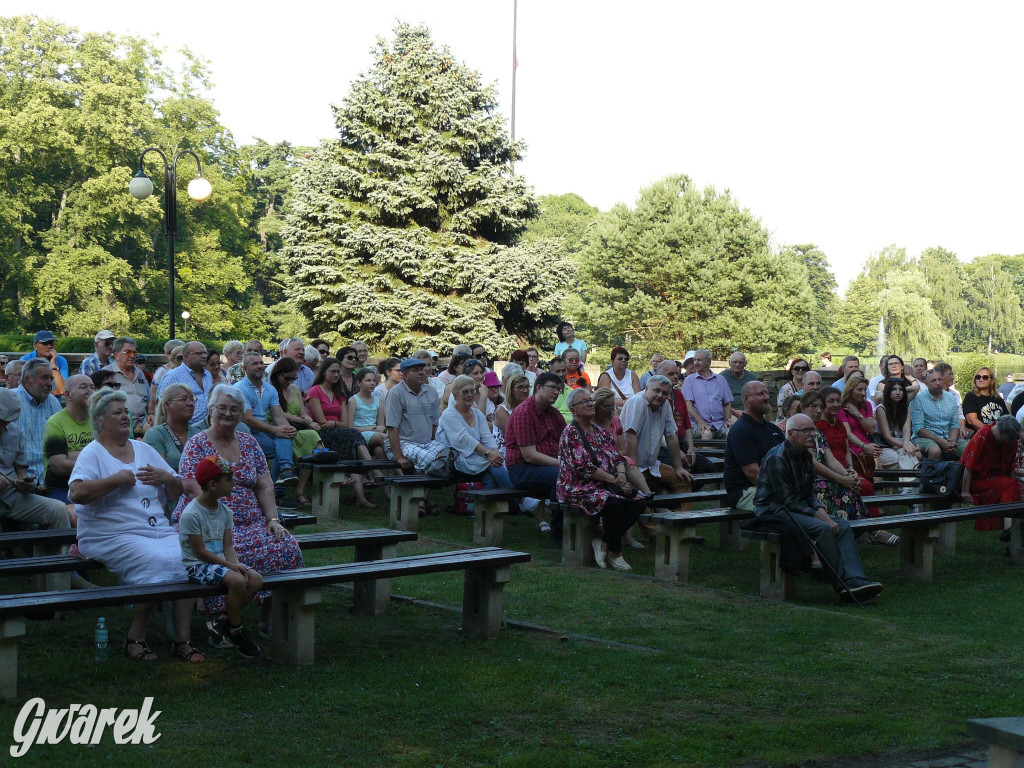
[1011,519,1024,567]
[312,467,350,520]
[719,518,749,551]
[271,586,322,666]
[654,523,698,582]
[462,565,511,640]
[32,543,70,592]
[389,486,429,532]
[966,716,1024,768]
[759,537,795,601]
[935,521,957,556]
[0,617,25,699]
[352,542,396,616]
[473,501,507,547]
[562,505,596,567]
[899,526,938,584]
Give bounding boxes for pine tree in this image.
[283,23,565,355]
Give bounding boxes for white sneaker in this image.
[609,556,632,572]
[537,521,551,533]
[591,537,607,569]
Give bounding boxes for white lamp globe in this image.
[128,174,154,200]
[187,177,212,202]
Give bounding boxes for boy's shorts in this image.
[186,562,230,585]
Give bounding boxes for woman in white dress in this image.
[69,389,204,663]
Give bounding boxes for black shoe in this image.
[999,529,1012,543]
[840,580,884,605]
[229,626,261,658]
[207,615,234,649]
[275,496,300,510]
[276,467,298,487]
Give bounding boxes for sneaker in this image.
[840,579,884,605]
[275,495,300,511]
[207,615,235,649]
[537,521,551,533]
[276,467,298,487]
[999,529,1012,543]
[609,555,632,572]
[229,626,261,658]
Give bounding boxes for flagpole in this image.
[511,0,518,174]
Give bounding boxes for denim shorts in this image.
[186,562,230,585]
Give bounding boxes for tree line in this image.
[3,15,1021,362]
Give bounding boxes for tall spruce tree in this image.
[282,23,566,356]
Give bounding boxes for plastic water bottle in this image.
[94,618,108,661]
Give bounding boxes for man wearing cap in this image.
[13,360,62,492]
[80,330,116,375]
[20,330,69,397]
[0,388,71,530]
[681,351,696,382]
[105,337,152,434]
[385,358,445,475]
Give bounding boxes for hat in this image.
[400,358,426,371]
[683,350,696,364]
[33,330,55,344]
[452,344,473,357]
[0,389,21,421]
[136,355,148,364]
[427,350,439,359]
[195,456,231,487]
[483,371,501,387]
[94,330,115,342]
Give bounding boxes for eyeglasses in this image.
[513,384,531,391]
[100,339,113,346]
[326,368,342,376]
[615,356,630,362]
[316,348,329,355]
[213,405,242,416]
[170,396,195,404]
[38,341,54,347]
[791,366,809,373]
[173,355,183,362]
[122,350,137,357]
[540,383,561,391]
[344,356,357,361]
[789,427,815,434]
[571,399,595,408]
[975,374,991,381]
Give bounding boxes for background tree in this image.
[564,174,814,364]
[960,255,1023,354]
[779,244,838,349]
[520,193,599,256]
[919,246,968,332]
[282,23,568,356]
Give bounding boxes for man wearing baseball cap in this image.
[0,388,70,530]
[20,330,69,397]
[80,330,116,376]
[384,357,446,479]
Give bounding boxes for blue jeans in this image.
[481,464,513,491]
[787,514,866,589]
[509,462,558,501]
[253,429,294,480]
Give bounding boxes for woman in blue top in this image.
[554,321,588,364]
[345,367,387,459]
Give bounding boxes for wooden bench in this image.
[459,488,531,546]
[743,500,1024,599]
[966,716,1024,768]
[384,476,453,532]
[0,546,530,698]
[300,460,400,519]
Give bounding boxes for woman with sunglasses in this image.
[596,346,640,409]
[962,366,1007,440]
[333,346,360,400]
[776,359,810,417]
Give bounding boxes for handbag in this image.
[918,458,965,496]
[572,421,634,497]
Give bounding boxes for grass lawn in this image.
[1,489,1022,767]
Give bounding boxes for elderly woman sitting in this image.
[556,387,645,572]
[69,388,203,663]
[438,374,514,492]
[961,414,1022,535]
[173,384,303,638]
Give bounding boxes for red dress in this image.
[961,423,1020,531]
[816,416,878,516]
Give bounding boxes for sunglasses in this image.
[792,366,809,373]
[975,374,991,381]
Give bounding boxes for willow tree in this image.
[283,23,567,355]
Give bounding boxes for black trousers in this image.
[599,496,644,553]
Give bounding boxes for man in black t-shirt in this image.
[724,381,785,509]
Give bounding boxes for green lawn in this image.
[1,491,1021,767]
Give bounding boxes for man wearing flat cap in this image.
[384,357,446,475]
[20,330,69,397]
[0,388,71,530]
[79,330,116,376]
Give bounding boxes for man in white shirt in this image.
[620,376,693,497]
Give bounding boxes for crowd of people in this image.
[2,323,1023,656]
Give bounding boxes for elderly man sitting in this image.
[724,351,758,411]
[43,374,95,504]
[105,337,152,435]
[272,338,315,394]
[620,375,693,496]
[0,388,70,530]
[80,330,116,376]
[20,330,69,397]
[158,341,213,426]
[15,359,62,483]
[682,349,734,439]
[800,370,823,395]
[755,413,884,604]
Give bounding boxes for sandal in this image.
[173,640,206,664]
[425,502,440,516]
[295,494,312,508]
[417,500,428,518]
[868,531,900,547]
[125,635,157,661]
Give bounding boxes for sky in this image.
[10,1,1024,290]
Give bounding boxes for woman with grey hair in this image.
[173,384,303,636]
[443,359,487,413]
[143,382,202,473]
[69,388,204,663]
[961,413,1022,536]
[222,340,244,375]
[304,345,321,371]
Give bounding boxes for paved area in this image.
[780,745,989,768]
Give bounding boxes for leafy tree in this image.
[564,174,814,362]
[919,246,968,332]
[961,255,1023,354]
[282,23,566,355]
[779,244,838,349]
[521,193,599,256]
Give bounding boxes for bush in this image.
[950,352,996,395]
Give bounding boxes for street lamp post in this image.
[181,310,190,338]
[128,148,212,340]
